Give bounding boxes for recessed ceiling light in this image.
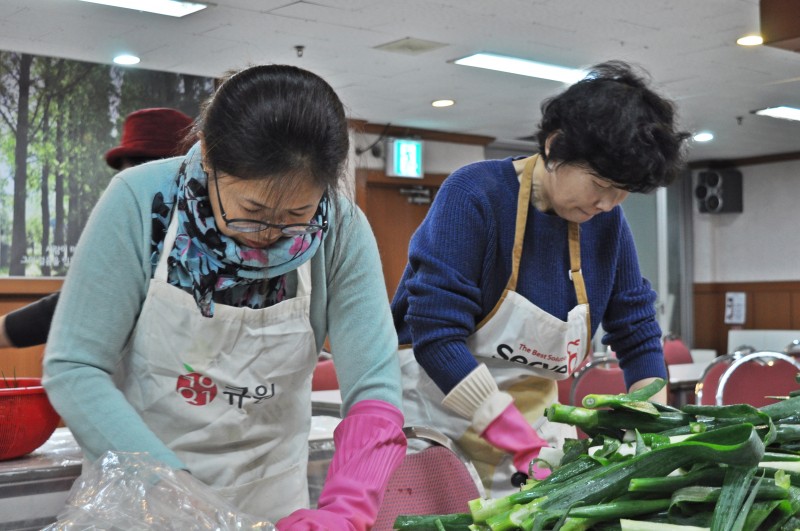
[753,106,800,122]
[453,53,586,84]
[113,54,140,65]
[431,99,455,108]
[736,35,764,46]
[693,132,714,142]
[78,0,208,17]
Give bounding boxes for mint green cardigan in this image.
[43,156,401,469]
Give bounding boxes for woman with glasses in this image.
[392,61,690,497]
[43,64,405,529]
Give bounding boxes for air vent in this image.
[373,37,447,55]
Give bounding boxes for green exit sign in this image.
[386,138,424,178]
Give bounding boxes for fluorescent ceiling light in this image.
[753,106,800,122]
[79,0,208,17]
[113,54,140,65]
[454,53,586,83]
[431,99,455,108]
[693,132,714,142]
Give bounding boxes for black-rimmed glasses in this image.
[211,169,327,236]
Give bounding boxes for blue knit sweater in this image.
[392,157,666,394]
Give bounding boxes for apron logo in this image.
[222,384,276,408]
[566,338,581,373]
[175,363,278,409]
[495,344,568,374]
[176,363,218,406]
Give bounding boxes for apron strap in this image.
[155,214,180,282]
[476,155,592,348]
[475,156,536,328]
[567,222,592,354]
[506,155,537,292]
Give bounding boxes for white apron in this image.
[400,155,591,497]
[116,214,318,520]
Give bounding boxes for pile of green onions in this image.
[394,378,800,531]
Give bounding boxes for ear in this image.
[544,131,560,158]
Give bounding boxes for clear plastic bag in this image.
[42,451,275,530]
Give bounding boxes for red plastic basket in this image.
[0,377,61,460]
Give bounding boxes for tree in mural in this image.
[0,53,33,276]
[0,49,213,277]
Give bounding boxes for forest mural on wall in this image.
[0,50,215,277]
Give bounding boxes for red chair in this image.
[311,358,339,391]
[569,357,626,439]
[694,354,734,405]
[663,338,693,365]
[570,357,625,407]
[558,355,593,405]
[372,426,484,530]
[715,351,800,407]
[557,377,574,405]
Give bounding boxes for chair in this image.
[557,354,593,405]
[785,339,800,356]
[311,358,339,391]
[694,354,734,405]
[569,357,626,439]
[715,351,800,407]
[372,425,485,531]
[663,338,693,365]
[570,356,625,408]
[557,376,574,405]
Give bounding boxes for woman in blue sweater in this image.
[392,61,690,496]
[44,65,405,529]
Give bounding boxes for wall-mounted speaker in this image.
[695,169,743,213]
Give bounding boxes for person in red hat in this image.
[0,107,196,349]
[105,108,194,170]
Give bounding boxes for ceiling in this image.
[1,0,799,163]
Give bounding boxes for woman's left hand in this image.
[629,377,668,404]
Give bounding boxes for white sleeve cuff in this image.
[471,390,513,434]
[441,363,513,433]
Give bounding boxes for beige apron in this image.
[400,155,591,497]
[116,214,318,520]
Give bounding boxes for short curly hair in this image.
[535,60,690,193]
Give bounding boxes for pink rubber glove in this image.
[276,400,407,531]
[479,402,551,480]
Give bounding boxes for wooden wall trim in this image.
[0,278,63,379]
[0,278,63,297]
[694,280,800,293]
[693,280,800,356]
[354,122,495,146]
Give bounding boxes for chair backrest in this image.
[570,356,625,408]
[716,351,800,407]
[557,355,594,405]
[311,358,339,391]
[663,338,693,365]
[785,339,800,356]
[557,376,574,405]
[372,426,484,531]
[695,354,734,405]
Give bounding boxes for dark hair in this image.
[197,64,350,197]
[535,60,690,193]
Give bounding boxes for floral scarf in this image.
[150,143,326,317]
